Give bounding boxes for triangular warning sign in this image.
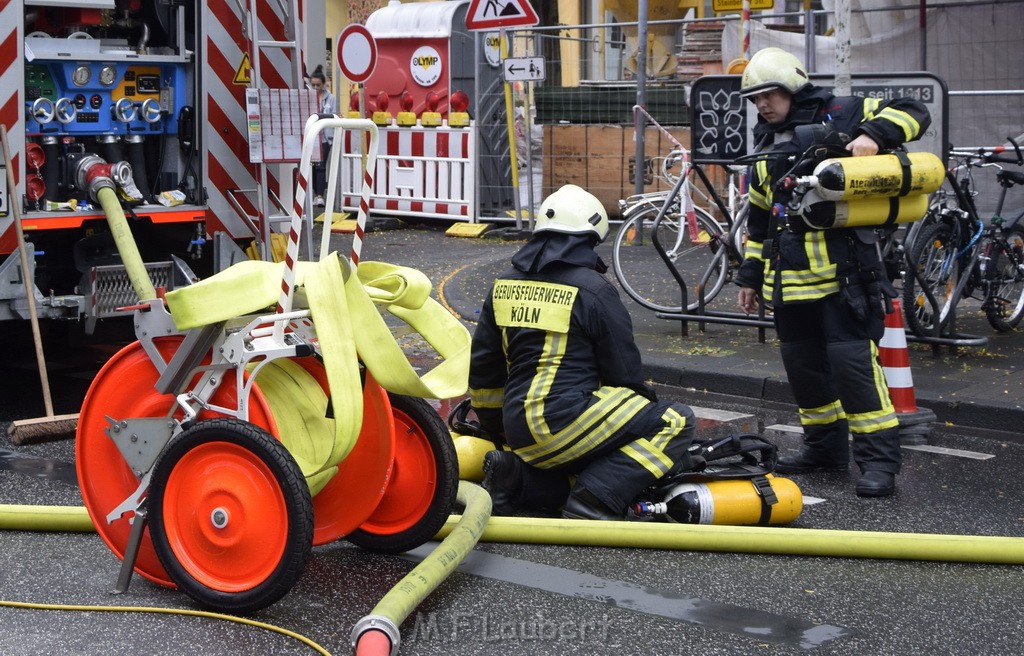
[465,0,540,31]
[234,53,251,85]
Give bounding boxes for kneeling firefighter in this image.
[469,185,699,520]
[735,48,933,497]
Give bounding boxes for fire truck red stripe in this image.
[208,0,247,50]
[0,99,19,185]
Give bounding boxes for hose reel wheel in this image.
[148,418,314,614]
[77,337,279,588]
[347,393,459,554]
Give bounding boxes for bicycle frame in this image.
[904,143,1024,348]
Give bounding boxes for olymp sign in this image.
[411,46,443,86]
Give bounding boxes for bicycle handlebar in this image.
[950,136,1024,166]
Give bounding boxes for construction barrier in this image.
[337,122,477,222]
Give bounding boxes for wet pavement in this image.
[1,221,1023,655]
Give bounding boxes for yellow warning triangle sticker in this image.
[234,53,251,85]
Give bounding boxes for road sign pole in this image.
[523,79,536,228]
[500,28,523,231]
[634,0,649,198]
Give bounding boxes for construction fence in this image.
[494,0,1023,219]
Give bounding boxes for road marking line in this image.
[766,425,995,460]
[902,444,995,459]
[765,424,802,434]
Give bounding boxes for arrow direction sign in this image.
[503,56,545,82]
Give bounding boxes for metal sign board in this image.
[713,0,774,12]
[689,72,948,165]
[465,0,540,31]
[502,56,545,82]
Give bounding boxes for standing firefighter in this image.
[735,48,932,497]
[470,185,698,520]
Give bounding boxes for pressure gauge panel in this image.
[71,65,91,87]
[98,65,118,87]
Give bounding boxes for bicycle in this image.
[611,145,749,314]
[902,137,1024,336]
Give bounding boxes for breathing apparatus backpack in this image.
[632,434,803,526]
[767,124,944,231]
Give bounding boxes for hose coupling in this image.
[350,614,400,656]
[70,153,134,201]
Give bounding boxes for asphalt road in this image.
[1,221,1022,656]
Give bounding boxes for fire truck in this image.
[0,0,316,333]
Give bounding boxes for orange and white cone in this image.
[879,298,935,444]
[879,298,917,413]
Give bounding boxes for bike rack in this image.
[646,161,773,341]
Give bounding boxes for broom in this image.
[1,125,78,445]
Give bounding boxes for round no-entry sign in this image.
[337,24,377,83]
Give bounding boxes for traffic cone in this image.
[879,298,917,413]
[879,298,935,445]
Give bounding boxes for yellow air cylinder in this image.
[454,433,500,482]
[801,193,930,230]
[812,151,946,201]
[633,474,803,526]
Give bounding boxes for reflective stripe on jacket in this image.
[469,262,656,456]
[737,89,931,304]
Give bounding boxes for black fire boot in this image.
[561,487,625,521]
[776,421,851,474]
[855,470,896,497]
[482,450,524,516]
[852,427,901,497]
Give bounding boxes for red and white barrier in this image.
[337,122,476,222]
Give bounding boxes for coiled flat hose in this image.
[350,481,492,656]
[96,185,156,302]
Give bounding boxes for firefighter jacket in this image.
[735,86,931,305]
[469,233,658,462]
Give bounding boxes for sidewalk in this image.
[368,222,1024,442]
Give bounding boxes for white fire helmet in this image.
[740,47,810,99]
[535,184,609,242]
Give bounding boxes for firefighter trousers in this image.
[560,398,697,512]
[774,294,902,474]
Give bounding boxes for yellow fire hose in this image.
[5,500,1024,565]
[96,186,156,302]
[433,515,1024,565]
[351,481,492,655]
[0,504,93,532]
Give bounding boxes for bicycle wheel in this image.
[903,220,958,336]
[611,204,727,313]
[985,225,1024,332]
